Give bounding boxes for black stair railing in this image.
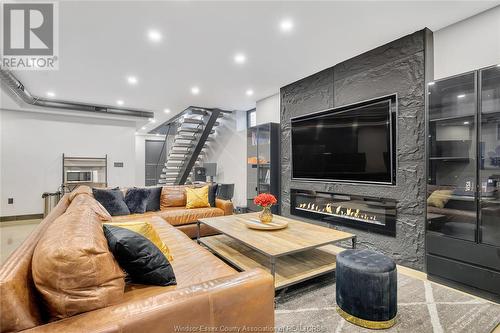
[155,124,173,185]
[177,109,221,184]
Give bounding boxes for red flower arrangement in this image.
[253,193,277,207]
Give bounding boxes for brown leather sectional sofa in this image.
[109,184,235,238]
[0,188,275,333]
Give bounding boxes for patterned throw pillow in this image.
[185,185,210,209]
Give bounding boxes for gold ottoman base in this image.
[337,306,396,330]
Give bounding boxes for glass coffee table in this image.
[197,212,356,290]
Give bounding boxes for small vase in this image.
[259,206,273,224]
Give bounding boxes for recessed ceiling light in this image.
[116,100,124,106]
[234,53,246,64]
[463,121,470,125]
[46,91,55,98]
[280,18,294,32]
[156,133,160,136]
[246,89,254,96]
[191,86,200,95]
[428,82,435,86]
[141,126,146,130]
[164,108,171,114]
[147,29,162,43]
[457,94,466,98]
[127,76,138,85]
[149,118,156,123]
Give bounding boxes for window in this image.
[247,109,256,128]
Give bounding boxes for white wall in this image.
[434,5,500,79]
[255,93,280,125]
[204,111,247,207]
[0,109,137,216]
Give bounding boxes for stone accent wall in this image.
[280,30,432,270]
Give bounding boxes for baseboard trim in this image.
[0,214,44,222]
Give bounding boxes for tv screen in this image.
[291,98,395,184]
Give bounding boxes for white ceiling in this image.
[13,1,499,131]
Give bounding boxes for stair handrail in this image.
[177,108,221,184]
[155,124,173,185]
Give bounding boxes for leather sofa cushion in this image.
[0,195,71,332]
[32,206,125,320]
[68,185,92,201]
[67,191,112,221]
[157,207,224,226]
[160,185,187,208]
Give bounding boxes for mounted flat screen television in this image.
[291,95,396,185]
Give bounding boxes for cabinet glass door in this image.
[247,127,259,211]
[257,124,271,195]
[479,66,500,247]
[427,72,477,242]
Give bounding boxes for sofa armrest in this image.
[216,198,233,215]
[22,269,274,333]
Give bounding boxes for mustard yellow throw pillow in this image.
[104,221,173,261]
[427,190,453,209]
[185,185,210,209]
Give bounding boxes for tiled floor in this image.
[0,219,41,264]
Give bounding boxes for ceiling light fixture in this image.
[457,94,466,98]
[246,89,254,96]
[46,91,55,98]
[147,29,162,43]
[141,126,146,130]
[428,82,435,86]
[280,18,294,32]
[116,100,124,106]
[191,86,200,95]
[127,76,138,85]
[164,108,171,114]
[149,118,156,123]
[234,53,246,64]
[463,121,470,125]
[156,133,160,136]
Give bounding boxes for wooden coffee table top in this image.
[198,212,355,257]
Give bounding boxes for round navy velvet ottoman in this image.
[336,249,397,329]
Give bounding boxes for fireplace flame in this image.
[297,202,378,223]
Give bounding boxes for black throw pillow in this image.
[124,187,150,214]
[103,224,176,286]
[208,183,218,207]
[145,186,162,212]
[92,188,130,216]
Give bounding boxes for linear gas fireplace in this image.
[290,189,397,236]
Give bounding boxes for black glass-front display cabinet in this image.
[247,123,280,214]
[426,65,500,299]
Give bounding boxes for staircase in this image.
[157,107,222,185]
